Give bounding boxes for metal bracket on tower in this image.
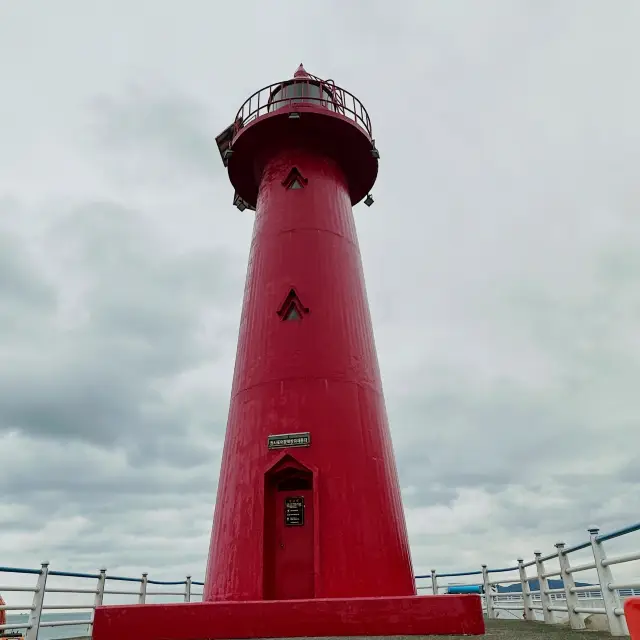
[215,122,236,167]
[233,192,255,212]
[364,194,374,207]
[371,140,380,159]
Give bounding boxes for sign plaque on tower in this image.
[92,64,485,640]
[267,432,311,450]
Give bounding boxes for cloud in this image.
[1,0,639,609]
[0,201,242,451]
[89,91,220,185]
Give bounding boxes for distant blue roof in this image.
[496,579,595,593]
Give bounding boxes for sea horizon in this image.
[6,612,91,640]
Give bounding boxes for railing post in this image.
[184,575,192,603]
[517,558,535,621]
[555,542,585,630]
[95,568,107,609]
[534,551,556,624]
[430,569,438,595]
[25,562,49,640]
[89,567,107,633]
[138,573,148,605]
[482,565,494,619]
[588,527,628,636]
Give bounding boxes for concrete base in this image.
[91,595,485,640]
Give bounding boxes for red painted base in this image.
[92,595,485,639]
[625,597,640,638]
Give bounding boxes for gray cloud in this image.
[0,202,242,450]
[1,0,639,603]
[89,91,221,185]
[0,230,57,333]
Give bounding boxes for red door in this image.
[273,486,314,600]
[264,461,315,600]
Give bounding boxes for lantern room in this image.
[267,64,337,113]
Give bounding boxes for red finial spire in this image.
[294,63,309,78]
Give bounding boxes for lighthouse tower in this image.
[90,66,485,640]
[206,63,412,602]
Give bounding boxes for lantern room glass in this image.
[269,81,336,111]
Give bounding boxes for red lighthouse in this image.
[205,63,413,602]
[91,66,484,639]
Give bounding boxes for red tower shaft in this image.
[205,145,414,600]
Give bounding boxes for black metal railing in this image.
[233,78,372,139]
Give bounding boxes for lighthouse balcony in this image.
[230,75,373,142]
[215,67,379,211]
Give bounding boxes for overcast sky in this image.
[1,0,639,600]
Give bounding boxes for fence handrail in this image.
[418,520,640,578]
[417,520,639,638]
[597,522,640,544]
[0,564,206,639]
[0,565,205,586]
[3,519,638,591]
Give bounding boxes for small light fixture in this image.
[371,147,380,159]
[364,194,374,207]
[233,192,247,212]
[289,112,300,120]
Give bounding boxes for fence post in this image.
[184,576,192,603]
[25,562,49,640]
[430,569,438,595]
[534,551,555,624]
[138,573,148,605]
[588,527,628,636]
[517,558,535,621]
[89,567,107,634]
[94,568,107,609]
[555,542,585,630]
[482,565,494,619]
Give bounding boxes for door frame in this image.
[263,453,320,599]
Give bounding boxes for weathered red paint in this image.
[91,65,486,639]
[92,595,485,640]
[626,597,640,638]
[205,66,413,602]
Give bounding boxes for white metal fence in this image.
[2,521,638,639]
[0,566,203,639]
[417,522,640,636]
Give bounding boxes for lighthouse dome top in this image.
[293,63,309,78]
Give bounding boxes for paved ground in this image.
[235,620,621,639]
[74,619,624,639]
[428,619,622,638]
